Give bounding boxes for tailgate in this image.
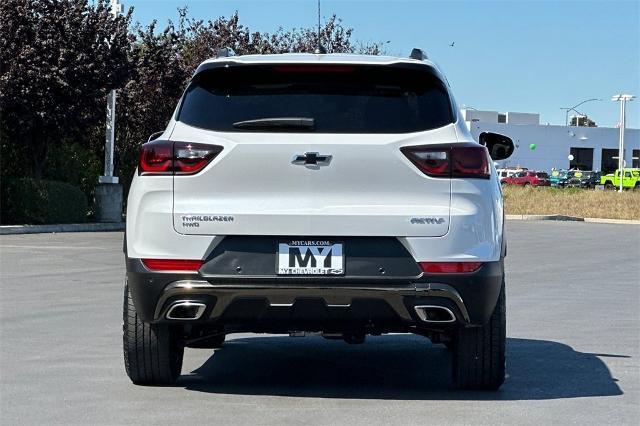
[171,124,453,237]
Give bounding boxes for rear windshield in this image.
[177,64,455,133]
[536,172,549,178]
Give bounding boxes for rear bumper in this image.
[126,257,504,330]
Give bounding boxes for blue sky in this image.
[126,0,639,128]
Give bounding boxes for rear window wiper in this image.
[232,117,315,130]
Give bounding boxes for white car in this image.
[123,49,514,390]
[497,167,528,180]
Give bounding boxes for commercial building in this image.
[463,109,640,172]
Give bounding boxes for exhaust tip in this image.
[166,301,206,320]
[414,305,456,323]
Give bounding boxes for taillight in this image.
[401,143,490,179]
[401,146,450,177]
[173,143,221,174]
[419,262,483,273]
[139,140,173,174]
[451,145,490,178]
[139,140,222,175]
[142,259,203,272]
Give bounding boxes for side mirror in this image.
[479,132,514,161]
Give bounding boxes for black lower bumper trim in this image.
[126,257,503,328]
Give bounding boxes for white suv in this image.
[123,49,514,390]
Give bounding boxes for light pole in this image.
[99,0,123,185]
[95,0,124,222]
[561,98,602,126]
[611,94,635,192]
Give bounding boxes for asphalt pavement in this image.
[1,221,639,425]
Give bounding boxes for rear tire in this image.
[452,280,506,390]
[123,285,184,385]
[604,182,614,190]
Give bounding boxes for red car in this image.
[501,170,550,187]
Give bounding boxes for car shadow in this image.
[178,335,625,400]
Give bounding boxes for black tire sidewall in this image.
[123,284,184,385]
[452,279,506,390]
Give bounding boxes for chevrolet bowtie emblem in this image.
[291,152,332,166]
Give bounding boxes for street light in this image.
[95,0,124,223]
[560,98,602,126]
[99,0,124,185]
[611,94,635,192]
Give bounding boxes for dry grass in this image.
[502,186,640,220]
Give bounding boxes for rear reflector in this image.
[142,259,203,272]
[139,140,223,175]
[419,262,483,273]
[401,143,490,179]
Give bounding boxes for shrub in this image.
[1,178,88,224]
[44,142,103,201]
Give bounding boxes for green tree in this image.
[1,3,383,192]
[265,14,384,55]
[0,0,133,178]
[570,116,597,127]
[114,19,190,187]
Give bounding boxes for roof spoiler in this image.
[409,48,428,60]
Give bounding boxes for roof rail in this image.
[216,47,236,58]
[409,48,428,60]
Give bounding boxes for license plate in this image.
[277,240,344,275]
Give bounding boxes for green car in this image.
[600,169,640,190]
[550,170,572,187]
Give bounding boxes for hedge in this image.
[1,178,88,224]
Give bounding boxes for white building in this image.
[462,109,640,172]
